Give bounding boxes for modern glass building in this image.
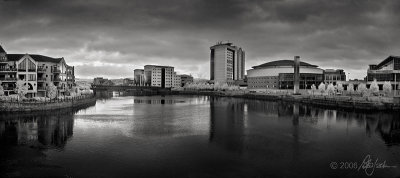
[367,56,400,89]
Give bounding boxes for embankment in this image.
[0,95,97,112]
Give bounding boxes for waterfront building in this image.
[247,60,324,90]
[367,56,400,89]
[0,45,75,97]
[133,69,145,86]
[123,78,134,85]
[93,77,114,86]
[324,69,346,85]
[144,65,177,88]
[173,72,181,88]
[179,74,193,87]
[210,42,245,83]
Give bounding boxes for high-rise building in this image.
[0,45,75,97]
[210,42,245,83]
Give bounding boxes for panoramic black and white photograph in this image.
[0,0,400,177]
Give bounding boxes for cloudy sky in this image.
[0,0,399,79]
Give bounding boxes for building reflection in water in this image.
[208,97,400,154]
[0,110,75,148]
[209,97,246,153]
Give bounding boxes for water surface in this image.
[1,96,399,177]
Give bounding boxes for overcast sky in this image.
[1,0,399,79]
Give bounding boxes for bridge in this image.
[90,85,171,95]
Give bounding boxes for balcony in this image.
[0,68,17,73]
[28,69,36,72]
[37,78,46,82]
[2,78,17,82]
[67,79,75,82]
[3,87,14,91]
[51,69,61,73]
[37,68,47,73]
[53,78,61,82]
[37,87,46,91]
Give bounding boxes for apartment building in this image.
[0,45,75,97]
[143,65,178,88]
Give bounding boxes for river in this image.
[1,95,399,178]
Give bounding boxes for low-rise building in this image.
[123,78,134,85]
[324,69,346,85]
[0,45,75,97]
[247,60,324,90]
[179,74,193,87]
[93,77,114,86]
[367,56,400,89]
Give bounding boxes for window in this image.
[18,59,27,71]
[28,60,36,71]
[28,74,36,81]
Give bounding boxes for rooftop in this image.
[252,60,318,69]
[6,54,63,63]
[373,55,400,70]
[0,45,5,53]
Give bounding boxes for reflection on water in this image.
[0,96,399,177]
[0,111,74,148]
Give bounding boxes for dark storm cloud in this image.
[0,0,399,79]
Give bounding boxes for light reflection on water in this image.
[0,95,399,178]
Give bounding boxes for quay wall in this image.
[0,95,97,112]
[156,90,400,111]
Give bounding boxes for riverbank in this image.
[0,95,97,112]
[157,90,400,111]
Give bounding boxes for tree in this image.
[15,80,29,99]
[337,83,344,94]
[383,81,392,96]
[326,83,336,95]
[357,83,368,97]
[46,82,58,99]
[347,83,355,94]
[318,82,325,94]
[369,79,379,96]
[310,84,316,95]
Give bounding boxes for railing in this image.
[0,68,17,72]
[37,78,46,82]
[53,78,61,82]
[3,87,14,90]
[37,87,46,90]
[28,69,36,72]
[18,69,26,72]
[3,78,17,81]
[51,69,61,73]
[37,68,47,72]
[67,79,74,82]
